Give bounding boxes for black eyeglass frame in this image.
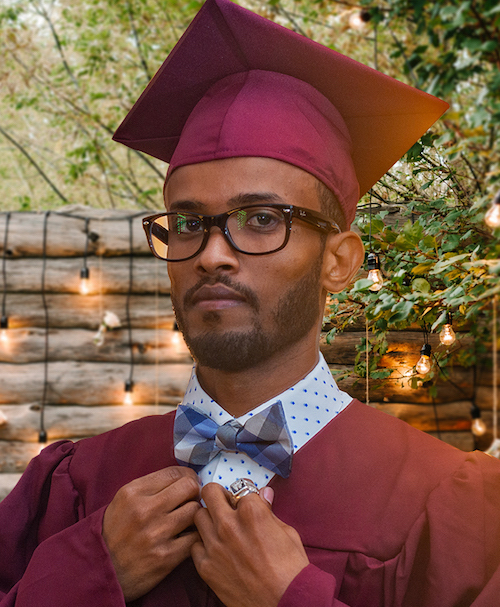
[142,203,342,262]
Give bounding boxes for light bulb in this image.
[416,343,432,374]
[470,403,487,437]
[367,268,384,292]
[485,193,500,228]
[123,380,134,406]
[439,324,456,346]
[348,9,371,30]
[0,316,9,350]
[367,252,383,292]
[472,417,487,437]
[0,409,7,426]
[79,267,90,295]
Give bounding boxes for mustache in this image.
[183,274,260,311]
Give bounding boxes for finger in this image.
[259,486,274,508]
[201,482,234,514]
[153,474,201,514]
[126,466,199,498]
[168,499,202,537]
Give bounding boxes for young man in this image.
[1,1,499,606]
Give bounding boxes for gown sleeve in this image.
[0,440,125,607]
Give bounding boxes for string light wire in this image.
[39,211,51,444]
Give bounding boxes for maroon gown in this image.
[1,399,500,606]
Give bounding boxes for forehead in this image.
[164,157,322,212]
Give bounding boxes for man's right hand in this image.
[102,466,201,602]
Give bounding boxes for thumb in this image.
[260,486,274,508]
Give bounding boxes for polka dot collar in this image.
[177,352,352,490]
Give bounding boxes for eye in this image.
[241,208,283,231]
[172,214,203,235]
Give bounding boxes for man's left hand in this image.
[191,482,309,607]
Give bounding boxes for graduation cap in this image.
[113,0,448,226]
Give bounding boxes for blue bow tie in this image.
[173,400,293,478]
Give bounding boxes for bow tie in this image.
[173,400,293,478]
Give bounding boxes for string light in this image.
[0,315,8,348]
[1,212,10,350]
[367,252,384,292]
[123,216,136,406]
[439,311,456,346]
[123,380,134,406]
[366,191,384,292]
[484,191,500,229]
[348,9,371,30]
[470,402,487,437]
[79,218,91,295]
[0,408,7,426]
[416,343,432,375]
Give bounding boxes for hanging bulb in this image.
[367,252,383,292]
[348,9,371,30]
[439,312,456,346]
[79,267,90,295]
[470,403,487,437]
[416,343,432,374]
[123,380,134,406]
[0,315,9,347]
[0,409,7,426]
[485,192,500,228]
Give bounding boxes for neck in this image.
[195,331,320,417]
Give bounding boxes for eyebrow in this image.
[168,192,285,213]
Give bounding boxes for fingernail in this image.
[262,487,274,505]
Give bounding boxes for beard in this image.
[171,256,323,373]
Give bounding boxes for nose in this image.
[193,227,240,275]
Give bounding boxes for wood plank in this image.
[1,256,171,294]
[320,331,473,366]
[0,328,192,364]
[333,365,474,403]
[0,404,176,444]
[0,361,192,405]
[373,401,473,432]
[0,210,152,258]
[0,293,175,329]
[0,473,22,502]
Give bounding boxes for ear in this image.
[321,231,365,293]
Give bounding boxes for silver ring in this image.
[228,478,259,507]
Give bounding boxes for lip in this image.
[190,284,247,309]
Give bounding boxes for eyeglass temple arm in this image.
[151,222,169,245]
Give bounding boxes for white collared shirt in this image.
[176,352,352,490]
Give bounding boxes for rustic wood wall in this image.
[0,207,495,500]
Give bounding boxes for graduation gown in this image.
[1,399,500,607]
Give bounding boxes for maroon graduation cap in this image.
[113,0,448,225]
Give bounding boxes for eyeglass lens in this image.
[149,207,288,260]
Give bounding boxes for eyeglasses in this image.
[142,204,341,262]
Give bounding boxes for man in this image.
[1,1,500,606]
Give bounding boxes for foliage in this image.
[0,0,499,395]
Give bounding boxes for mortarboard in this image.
[113,0,448,225]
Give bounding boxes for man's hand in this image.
[102,466,201,602]
[191,483,309,607]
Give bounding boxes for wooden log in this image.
[0,328,192,365]
[0,361,192,405]
[0,210,153,258]
[474,385,500,410]
[0,293,175,329]
[333,365,473,403]
[320,331,474,366]
[425,432,475,452]
[1,256,171,294]
[372,401,473,432]
[0,403,176,444]
[0,473,22,502]
[0,441,42,473]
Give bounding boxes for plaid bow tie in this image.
[173,400,293,478]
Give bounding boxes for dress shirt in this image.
[176,352,353,490]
